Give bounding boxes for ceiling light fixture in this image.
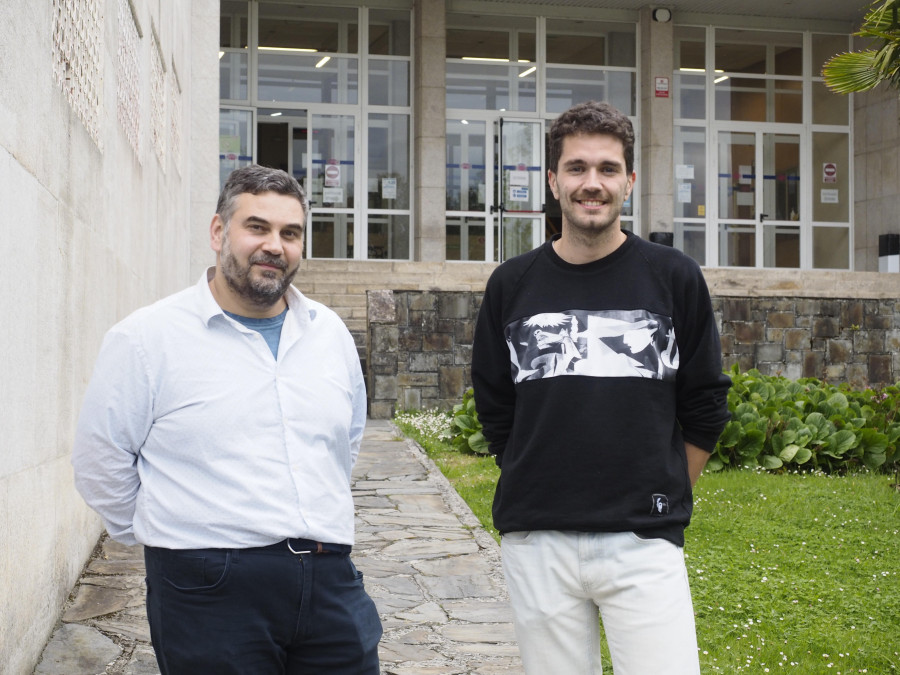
[259,46,318,53]
[315,56,331,68]
[519,66,536,78]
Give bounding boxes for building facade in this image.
[217,0,893,273]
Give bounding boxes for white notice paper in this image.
[509,170,529,186]
[382,177,397,200]
[323,187,344,204]
[820,189,839,204]
[676,164,695,180]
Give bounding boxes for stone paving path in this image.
[33,420,523,674]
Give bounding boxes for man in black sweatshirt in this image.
[472,101,731,674]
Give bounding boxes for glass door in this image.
[717,130,757,267]
[446,118,493,261]
[497,119,544,261]
[716,128,801,267]
[308,114,357,258]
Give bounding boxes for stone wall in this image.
[367,290,480,418]
[716,297,900,389]
[367,289,900,419]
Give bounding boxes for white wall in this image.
[0,1,218,672]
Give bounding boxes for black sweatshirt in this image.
[472,232,732,546]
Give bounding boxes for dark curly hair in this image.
[548,101,634,175]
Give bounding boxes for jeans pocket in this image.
[160,549,232,592]
[500,530,534,545]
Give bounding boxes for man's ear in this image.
[210,214,225,253]
[548,169,560,200]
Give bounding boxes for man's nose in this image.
[583,168,604,191]
[261,230,284,253]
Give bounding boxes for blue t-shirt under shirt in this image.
[224,307,289,359]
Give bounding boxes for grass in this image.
[394,410,900,674]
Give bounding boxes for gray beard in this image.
[220,249,298,308]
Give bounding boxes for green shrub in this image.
[448,369,900,477]
[711,365,900,477]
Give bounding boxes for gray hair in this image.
[216,164,308,226]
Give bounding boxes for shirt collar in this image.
[197,267,312,331]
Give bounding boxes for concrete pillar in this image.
[413,0,447,261]
[639,6,675,241]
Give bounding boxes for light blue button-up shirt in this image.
[72,269,367,549]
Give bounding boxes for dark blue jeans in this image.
[144,540,382,674]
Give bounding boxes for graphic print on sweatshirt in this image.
[505,309,679,383]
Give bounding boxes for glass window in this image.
[813,226,849,268]
[674,126,707,219]
[220,52,248,101]
[719,223,756,266]
[310,213,354,258]
[716,30,802,75]
[368,214,409,259]
[762,133,800,222]
[812,34,849,75]
[674,72,705,119]
[257,53,358,104]
[675,222,706,265]
[812,81,849,125]
[546,68,634,115]
[369,9,410,56]
[368,114,409,210]
[547,19,636,67]
[447,28,509,60]
[675,26,706,70]
[447,61,536,111]
[715,78,802,123]
[369,59,409,106]
[446,119,487,212]
[446,16,536,111]
[221,1,248,48]
[311,114,355,209]
[220,1,249,100]
[219,108,253,188]
[718,131,756,221]
[812,132,849,222]
[446,216,492,261]
[258,3,358,54]
[764,225,800,267]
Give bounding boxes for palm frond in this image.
[823,51,883,93]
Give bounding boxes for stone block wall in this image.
[715,297,900,390]
[367,289,900,418]
[367,289,480,418]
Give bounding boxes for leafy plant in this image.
[450,387,490,454]
[709,365,900,478]
[823,0,900,94]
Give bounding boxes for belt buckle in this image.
[286,540,312,555]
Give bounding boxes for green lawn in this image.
[394,413,900,674]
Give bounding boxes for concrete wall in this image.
[362,268,900,419]
[0,1,218,672]
[854,84,900,271]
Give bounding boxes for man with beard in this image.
[472,102,731,674]
[72,165,382,674]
